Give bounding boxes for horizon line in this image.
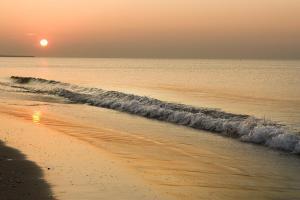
[1,55,300,61]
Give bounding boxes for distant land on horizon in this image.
[0,55,35,58]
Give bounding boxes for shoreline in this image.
[7,76,300,154]
[0,99,300,200]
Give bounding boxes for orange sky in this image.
[0,0,299,58]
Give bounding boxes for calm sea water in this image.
[0,57,299,130]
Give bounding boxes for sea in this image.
[0,57,300,199]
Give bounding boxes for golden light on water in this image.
[32,111,41,124]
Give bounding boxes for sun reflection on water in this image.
[32,111,41,124]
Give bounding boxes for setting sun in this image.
[40,39,48,47]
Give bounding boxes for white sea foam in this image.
[8,76,300,154]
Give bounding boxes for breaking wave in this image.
[8,76,300,154]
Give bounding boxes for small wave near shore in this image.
[7,76,300,154]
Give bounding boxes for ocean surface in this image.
[0,57,300,199]
[1,58,300,126]
[1,58,300,146]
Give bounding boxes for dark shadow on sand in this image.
[0,140,54,200]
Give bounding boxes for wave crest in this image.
[9,76,300,154]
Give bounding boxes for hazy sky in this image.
[0,0,299,58]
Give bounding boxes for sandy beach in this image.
[1,89,300,200]
[0,102,168,200]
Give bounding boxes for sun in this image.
[40,39,48,47]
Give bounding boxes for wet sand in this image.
[1,99,300,200]
[0,105,168,200]
[0,140,53,200]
